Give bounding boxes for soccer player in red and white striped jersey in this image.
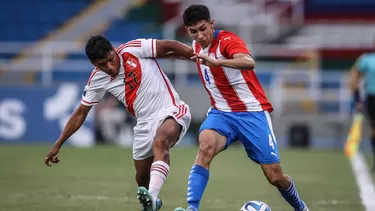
[44,35,194,211]
[175,5,309,211]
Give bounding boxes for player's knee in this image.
[153,135,169,150]
[197,138,216,160]
[153,136,170,158]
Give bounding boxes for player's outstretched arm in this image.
[155,40,194,60]
[191,52,255,69]
[350,64,363,92]
[350,63,364,112]
[44,104,92,167]
[220,53,255,69]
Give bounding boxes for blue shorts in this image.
[199,108,280,164]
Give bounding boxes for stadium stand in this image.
[0,0,90,60]
[0,0,136,85]
[46,1,164,83]
[0,0,90,42]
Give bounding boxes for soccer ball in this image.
[240,200,271,211]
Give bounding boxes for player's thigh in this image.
[199,109,238,155]
[153,104,192,148]
[235,111,280,164]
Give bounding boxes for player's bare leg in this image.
[194,130,226,169]
[134,157,153,188]
[138,117,182,211]
[261,163,309,211]
[175,130,226,211]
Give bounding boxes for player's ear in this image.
[210,19,214,29]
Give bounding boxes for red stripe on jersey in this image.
[210,66,247,111]
[87,68,100,86]
[116,44,126,53]
[153,59,177,107]
[117,44,141,53]
[122,52,142,116]
[195,42,217,109]
[126,40,141,45]
[81,99,98,105]
[241,70,273,112]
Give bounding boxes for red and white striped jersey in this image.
[81,39,185,120]
[193,30,273,112]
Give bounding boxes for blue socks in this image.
[186,165,209,210]
[279,177,305,211]
[185,166,305,211]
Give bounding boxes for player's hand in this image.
[191,53,221,67]
[355,102,363,113]
[44,145,60,167]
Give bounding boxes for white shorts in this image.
[132,103,191,160]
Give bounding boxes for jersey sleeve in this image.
[220,35,250,59]
[356,54,368,73]
[122,39,157,58]
[81,70,106,106]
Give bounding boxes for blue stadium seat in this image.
[0,0,91,62]
[0,0,90,41]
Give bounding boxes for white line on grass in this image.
[350,152,375,211]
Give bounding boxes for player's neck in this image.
[200,30,218,49]
[201,42,211,49]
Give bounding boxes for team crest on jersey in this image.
[209,52,216,59]
[126,58,137,69]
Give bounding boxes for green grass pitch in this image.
[0,145,373,211]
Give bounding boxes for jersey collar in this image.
[213,30,220,39]
[201,30,220,51]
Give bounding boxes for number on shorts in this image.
[204,68,210,84]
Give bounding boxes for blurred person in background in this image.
[175,4,309,211]
[44,35,194,211]
[95,94,126,144]
[350,35,375,172]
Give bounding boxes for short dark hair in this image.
[183,5,211,26]
[85,35,113,62]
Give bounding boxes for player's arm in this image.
[350,64,363,105]
[155,40,194,60]
[192,52,255,69]
[192,35,255,69]
[55,104,91,148]
[44,104,91,166]
[218,53,255,69]
[350,57,365,112]
[350,67,363,92]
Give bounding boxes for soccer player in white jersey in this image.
[44,35,194,211]
[175,5,309,211]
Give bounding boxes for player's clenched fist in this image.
[44,145,60,167]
